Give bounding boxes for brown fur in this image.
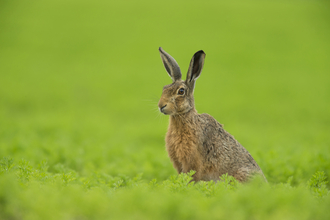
[158,47,266,182]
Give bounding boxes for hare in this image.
[158,47,266,183]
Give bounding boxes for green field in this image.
[1,0,330,219]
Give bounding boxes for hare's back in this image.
[198,113,262,173]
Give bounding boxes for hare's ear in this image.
[185,50,206,89]
[159,47,182,82]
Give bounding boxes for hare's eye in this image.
[178,88,185,95]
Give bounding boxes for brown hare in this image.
[158,47,266,183]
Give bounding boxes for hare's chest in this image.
[165,127,199,162]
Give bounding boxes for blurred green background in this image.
[0,0,330,218]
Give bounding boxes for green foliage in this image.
[307,171,329,198]
[0,158,329,220]
[0,157,14,174]
[161,170,196,193]
[1,0,330,219]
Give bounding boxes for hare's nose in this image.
[160,104,167,112]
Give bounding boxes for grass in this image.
[0,0,330,219]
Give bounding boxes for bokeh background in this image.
[0,0,330,218]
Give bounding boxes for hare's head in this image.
[158,47,205,115]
